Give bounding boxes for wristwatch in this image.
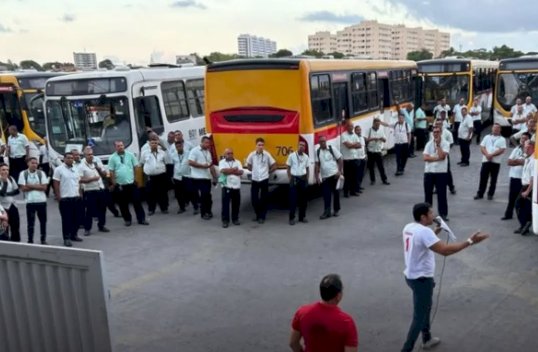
[466,238,474,245]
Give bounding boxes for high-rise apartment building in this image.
[237,34,277,58]
[308,20,450,60]
[73,52,97,70]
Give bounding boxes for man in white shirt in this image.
[353,126,367,192]
[171,139,192,214]
[510,102,527,134]
[0,163,21,242]
[401,103,416,157]
[366,118,390,185]
[470,98,483,145]
[7,125,30,181]
[341,121,361,196]
[423,126,451,221]
[141,139,170,215]
[430,120,456,194]
[514,140,535,235]
[502,132,529,220]
[189,136,217,220]
[452,98,465,145]
[78,147,110,236]
[247,137,276,224]
[457,107,474,166]
[523,96,537,116]
[414,103,429,150]
[315,136,343,219]
[287,141,309,225]
[19,157,49,244]
[432,98,451,120]
[394,112,411,176]
[218,148,244,228]
[53,152,83,247]
[474,124,506,200]
[400,203,488,352]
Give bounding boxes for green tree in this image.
[98,59,115,70]
[43,62,63,71]
[270,49,293,58]
[406,49,433,61]
[19,60,43,71]
[205,52,237,63]
[491,45,523,60]
[301,49,324,58]
[327,51,345,59]
[439,47,458,58]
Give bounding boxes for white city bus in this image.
[44,66,206,162]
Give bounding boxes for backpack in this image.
[317,145,337,162]
[24,170,44,184]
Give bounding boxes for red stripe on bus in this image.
[209,107,300,134]
[314,125,343,144]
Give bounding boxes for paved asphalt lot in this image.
[29,137,538,352]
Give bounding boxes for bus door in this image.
[333,82,349,121]
[0,85,24,135]
[413,75,423,108]
[132,82,165,152]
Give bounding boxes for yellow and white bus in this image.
[44,66,206,162]
[205,59,417,184]
[0,72,64,143]
[417,58,498,121]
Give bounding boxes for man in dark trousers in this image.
[514,140,535,235]
[423,126,450,221]
[218,148,244,228]
[6,125,30,180]
[188,136,217,220]
[401,203,489,352]
[247,138,276,224]
[457,107,474,166]
[341,121,361,197]
[474,124,506,200]
[287,141,309,225]
[315,136,343,219]
[502,132,529,220]
[367,118,390,185]
[289,274,358,352]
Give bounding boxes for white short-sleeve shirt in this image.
[453,104,464,123]
[403,222,440,279]
[77,160,104,191]
[521,157,535,186]
[246,150,276,182]
[423,140,450,173]
[218,159,243,189]
[53,163,80,198]
[367,127,386,153]
[508,146,525,179]
[171,149,191,180]
[0,177,19,208]
[286,152,309,177]
[429,129,453,145]
[511,110,526,131]
[341,132,361,160]
[458,115,474,140]
[470,105,482,121]
[18,169,48,203]
[393,122,410,144]
[188,146,212,180]
[523,103,537,116]
[8,133,29,158]
[141,149,168,176]
[433,104,451,119]
[315,147,342,179]
[480,135,506,164]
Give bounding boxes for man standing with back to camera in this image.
[400,203,489,352]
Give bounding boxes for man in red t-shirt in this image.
[289,274,358,352]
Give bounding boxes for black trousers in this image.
[401,277,435,352]
[185,177,199,211]
[166,164,174,190]
[504,177,523,218]
[458,138,471,164]
[40,162,53,196]
[221,188,240,223]
[147,173,169,212]
[289,176,307,221]
[322,175,340,214]
[26,202,47,242]
[83,190,106,231]
[408,131,415,155]
[193,179,212,217]
[515,192,532,227]
[473,120,482,144]
[59,197,81,240]
[173,178,189,211]
[356,159,366,190]
[415,128,428,151]
[104,187,119,217]
[343,159,359,195]
[447,155,455,191]
[452,122,460,145]
[251,179,269,220]
[424,172,448,217]
[9,156,26,181]
[395,143,409,172]
[367,152,387,182]
[477,162,501,197]
[116,184,146,223]
[6,204,20,242]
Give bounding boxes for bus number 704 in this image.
[276,146,293,156]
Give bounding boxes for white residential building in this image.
[237,34,277,58]
[73,52,97,70]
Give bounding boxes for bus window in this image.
[135,96,163,135]
[27,94,46,137]
[0,92,23,130]
[161,81,189,122]
[367,72,379,109]
[186,79,205,117]
[351,73,368,114]
[310,74,333,126]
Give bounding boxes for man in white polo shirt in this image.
[315,136,343,219]
[502,132,529,220]
[141,139,170,215]
[510,101,527,135]
[353,125,367,192]
[341,121,361,197]
[400,203,489,352]
[287,141,309,225]
[470,98,483,145]
[7,125,29,180]
[366,118,390,185]
[523,96,537,116]
[474,124,506,201]
[78,147,110,236]
[514,140,535,235]
[189,136,217,220]
[423,126,450,221]
[18,157,49,244]
[457,106,474,166]
[218,148,244,228]
[393,112,411,176]
[247,137,276,224]
[53,152,83,247]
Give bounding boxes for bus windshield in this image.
[24,93,46,137]
[46,96,131,155]
[424,75,470,107]
[496,72,538,111]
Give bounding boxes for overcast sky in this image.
[0,0,536,65]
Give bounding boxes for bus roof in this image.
[418,58,497,73]
[0,72,64,79]
[207,58,416,73]
[499,56,538,71]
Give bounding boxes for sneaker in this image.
[422,337,441,350]
[64,239,72,247]
[99,227,110,233]
[487,195,493,200]
[319,213,331,220]
[138,220,150,225]
[474,194,483,200]
[83,230,91,237]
